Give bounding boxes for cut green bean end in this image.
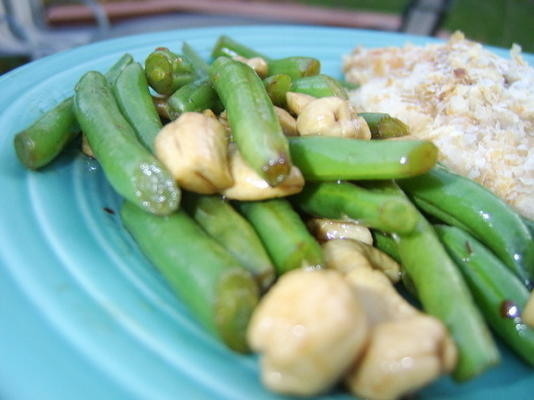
[214,268,259,352]
[14,133,38,170]
[132,162,181,215]
[263,155,292,186]
[398,141,438,177]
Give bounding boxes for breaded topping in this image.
[343,32,534,218]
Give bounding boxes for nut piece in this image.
[233,55,268,78]
[222,144,304,200]
[274,106,299,136]
[323,239,457,400]
[307,218,373,244]
[286,92,315,115]
[248,269,369,396]
[154,112,233,194]
[297,97,371,139]
[346,316,458,400]
[323,239,400,283]
[522,290,534,328]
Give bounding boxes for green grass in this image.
[0,56,29,75]
[298,0,534,53]
[297,0,407,13]
[445,0,534,53]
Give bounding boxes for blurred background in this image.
[1,0,533,74]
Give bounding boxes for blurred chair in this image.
[0,0,109,58]
[402,0,451,36]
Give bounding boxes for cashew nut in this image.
[347,316,458,400]
[154,112,233,194]
[274,106,299,136]
[286,92,315,115]
[222,144,304,200]
[323,239,457,400]
[233,55,269,78]
[296,96,371,139]
[248,269,369,396]
[323,239,400,283]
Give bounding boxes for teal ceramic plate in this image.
[0,25,533,400]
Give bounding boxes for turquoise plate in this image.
[0,25,533,400]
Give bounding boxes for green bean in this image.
[120,202,259,352]
[209,56,291,186]
[435,224,534,367]
[267,56,320,80]
[183,193,275,291]
[167,79,223,115]
[13,53,133,170]
[370,229,419,298]
[292,181,418,234]
[182,41,210,78]
[288,136,438,181]
[113,62,162,151]
[74,71,180,215]
[522,216,534,237]
[152,95,180,121]
[290,74,348,99]
[357,112,409,139]
[375,182,499,381]
[211,35,319,79]
[105,54,135,85]
[144,47,194,95]
[371,230,400,262]
[211,35,268,60]
[235,199,324,275]
[409,195,473,233]
[263,74,292,108]
[398,165,534,288]
[13,98,79,170]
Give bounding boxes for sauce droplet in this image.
[500,300,520,319]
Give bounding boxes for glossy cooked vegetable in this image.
[13,98,79,170]
[371,230,401,262]
[13,53,133,169]
[167,79,222,115]
[182,41,210,78]
[144,47,194,95]
[288,136,438,181]
[292,181,418,234]
[235,199,324,275]
[74,71,180,215]
[113,62,162,151]
[398,165,534,289]
[211,35,320,79]
[211,34,268,60]
[263,74,292,108]
[376,182,500,381]
[357,112,409,139]
[435,224,534,366]
[209,56,292,186]
[183,193,275,291]
[121,201,259,352]
[290,74,348,99]
[267,56,321,80]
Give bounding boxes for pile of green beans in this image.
[11,35,534,391]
